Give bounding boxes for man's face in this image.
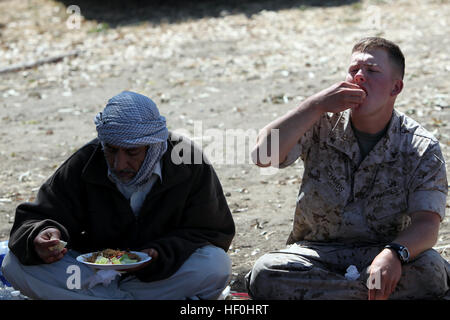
[345,48,402,117]
[103,144,148,183]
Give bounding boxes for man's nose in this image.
[113,150,128,171]
[354,69,365,83]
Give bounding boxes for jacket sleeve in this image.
[406,141,448,220]
[134,161,235,282]
[279,111,335,168]
[8,149,89,265]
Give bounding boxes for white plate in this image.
[76,251,151,271]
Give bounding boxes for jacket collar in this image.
[326,109,401,165]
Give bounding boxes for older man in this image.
[248,37,450,300]
[2,91,235,300]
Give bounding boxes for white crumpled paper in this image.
[87,270,122,289]
[344,265,360,281]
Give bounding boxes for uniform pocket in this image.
[366,189,408,219]
[365,190,410,239]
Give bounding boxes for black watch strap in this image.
[385,243,410,264]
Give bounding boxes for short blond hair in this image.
[352,37,405,79]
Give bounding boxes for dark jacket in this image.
[9,133,235,282]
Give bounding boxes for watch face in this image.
[386,244,410,263]
[399,247,409,261]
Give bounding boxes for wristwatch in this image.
[385,243,410,264]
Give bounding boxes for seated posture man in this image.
[248,37,449,300]
[2,91,235,300]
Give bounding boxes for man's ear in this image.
[391,79,403,96]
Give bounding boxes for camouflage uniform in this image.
[247,109,450,299]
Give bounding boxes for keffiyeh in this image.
[94,91,168,189]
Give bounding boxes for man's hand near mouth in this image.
[309,81,367,114]
[251,80,366,167]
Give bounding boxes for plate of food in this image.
[76,249,151,270]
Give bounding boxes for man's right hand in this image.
[310,81,366,114]
[33,227,67,264]
[252,81,366,168]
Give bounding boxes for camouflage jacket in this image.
[281,109,448,244]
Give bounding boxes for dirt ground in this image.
[0,0,449,294]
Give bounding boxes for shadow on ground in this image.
[57,0,360,27]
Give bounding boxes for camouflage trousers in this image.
[246,242,450,300]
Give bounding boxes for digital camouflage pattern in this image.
[247,242,450,299]
[247,109,450,299]
[280,109,447,244]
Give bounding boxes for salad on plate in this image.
[77,249,151,270]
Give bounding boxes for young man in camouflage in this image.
[248,37,449,300]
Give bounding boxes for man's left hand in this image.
[367,248,402,300]
[125,248,158,273]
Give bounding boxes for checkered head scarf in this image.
[94,91,168,189]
